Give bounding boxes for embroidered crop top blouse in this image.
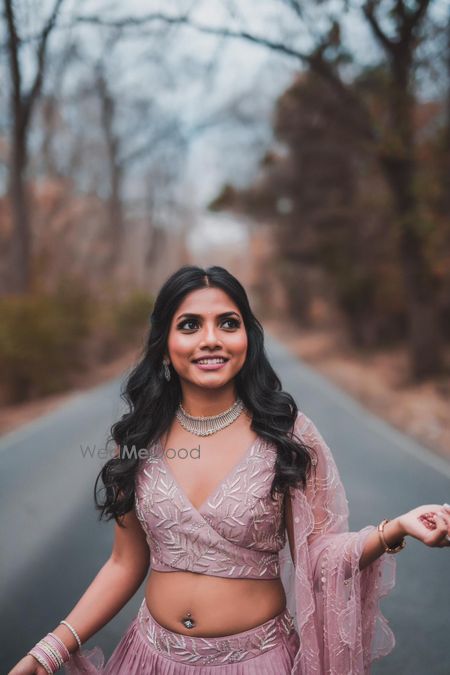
[134,434,286,579]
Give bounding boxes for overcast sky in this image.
[12,0,449,254]
[56,0,381,205]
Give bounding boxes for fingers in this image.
[432,510,450,547]
[440,503,450,541]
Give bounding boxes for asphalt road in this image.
[1,331,449,674]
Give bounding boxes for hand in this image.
[7,653,49,674]
[397,503,450,548]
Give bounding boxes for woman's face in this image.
[165,287,248,391]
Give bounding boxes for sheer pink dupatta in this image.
[279,412,397,674]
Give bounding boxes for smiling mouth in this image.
[192,357,229,364]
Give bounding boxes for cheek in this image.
[229,332,248,356]
[168,334,192,359]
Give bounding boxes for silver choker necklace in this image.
[176,398,245,436]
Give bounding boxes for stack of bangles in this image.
[27,620,81,674]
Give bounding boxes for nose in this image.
[200,322,222,348]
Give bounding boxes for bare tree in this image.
[443,8,450,216]
[3,0,65,292]
[94,63,124,268]
[360,0,441,380]
[205,1,442,379]
[76,2,446,379]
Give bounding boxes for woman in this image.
[11,265,450,675]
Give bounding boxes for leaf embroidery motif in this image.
[134,438,285,578]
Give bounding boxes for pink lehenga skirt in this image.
[64,597,300,674]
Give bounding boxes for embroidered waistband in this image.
[136,598,296,665]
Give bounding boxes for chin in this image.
[196,374,234,385]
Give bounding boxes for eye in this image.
[176,317,241,331]
[222,318,241,329]
[177,318,198,330]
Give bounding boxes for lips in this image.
[192,357,229,370]
[192,357,229,363]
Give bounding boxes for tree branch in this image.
[363,0,396,55]
[76,12,191,29]
[119,123,183,166]
[76,11,375,143]
[76,13,308,60]
[3,0,23,128]
[364,0,433,55]
[402,0,433,39]
[23,0,65,129]
[279,0,304,19]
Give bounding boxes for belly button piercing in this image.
[181,612,196,629]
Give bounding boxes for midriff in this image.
[145,569,287,637]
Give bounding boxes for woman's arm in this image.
[46,508,150,655]
[286,485,450,573]
[284,494,406,569]
[286,413,450,574]
[359,504,450,570]
[358,517,405,570]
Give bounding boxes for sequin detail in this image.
[136,599,297,665]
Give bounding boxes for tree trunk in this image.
[383,155,442,378]
[97,71,124,268]
[107,157,124,266]
[381,54,442,379]
[3,0,65,293]
[9,113,31,293]
[443,10,450,215]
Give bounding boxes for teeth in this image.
[196,358,226,364]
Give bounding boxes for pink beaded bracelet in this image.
[47,632,71,660]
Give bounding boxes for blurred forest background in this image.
[1,0,450,454]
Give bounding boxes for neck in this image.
[180,386,238,417]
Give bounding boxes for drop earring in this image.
[163,359,171,382]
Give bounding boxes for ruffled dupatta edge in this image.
[279,413,397,675]
[63,644,106,674]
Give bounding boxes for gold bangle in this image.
[377,519,406,554]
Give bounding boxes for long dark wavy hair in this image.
[95,264,316,526]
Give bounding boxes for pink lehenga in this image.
[63,411,396,674]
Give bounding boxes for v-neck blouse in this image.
[134,430,286,579]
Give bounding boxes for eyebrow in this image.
[175,311,241,321]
